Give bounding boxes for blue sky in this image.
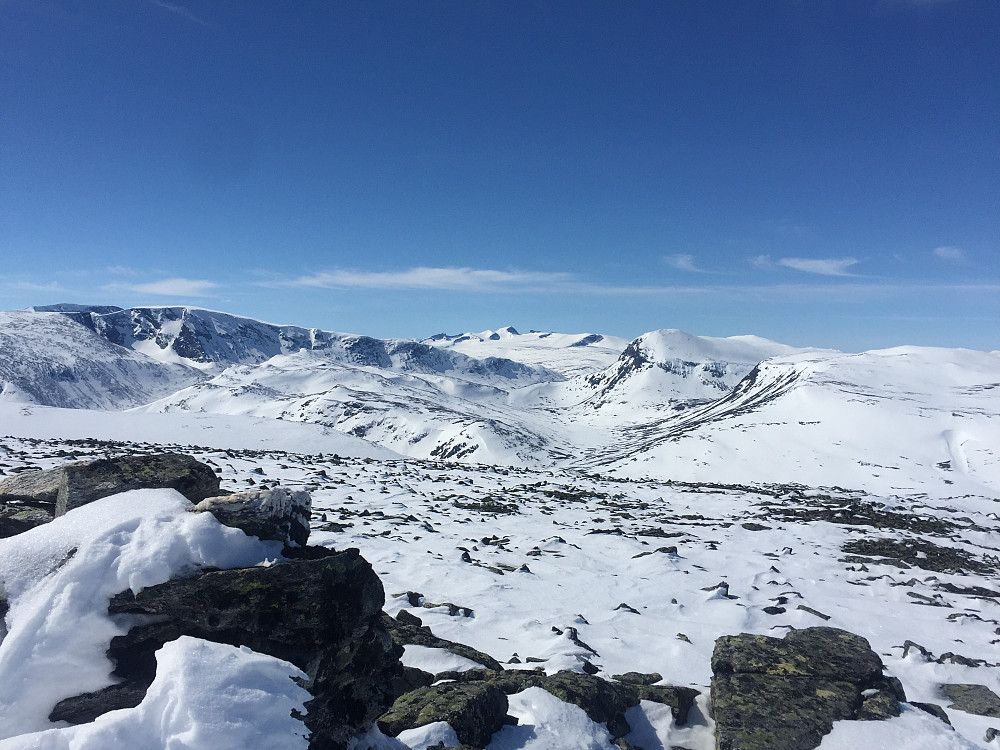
[1,0,997,351]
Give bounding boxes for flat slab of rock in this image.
[0,469,63,507]
[0,502,54,538]
[711,627,904,750]
[0,454,221,533]
[940,684,1000,718]
[191,487,311,546]
[57,453,220,515]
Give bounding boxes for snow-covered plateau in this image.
[0,304,998,749]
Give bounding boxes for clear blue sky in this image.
[2,0,997,351]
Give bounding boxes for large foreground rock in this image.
[52,547,403,750]
[191,487,312,546]
[56,453,220,515]
[0,453,220,523]
[711,627,905,750]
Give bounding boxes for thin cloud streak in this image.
[934,245,963,261]
[286,267,574,292]
[116,278,220,297]
[271,265,999,300]
[664,254,703,273]
[777,257,860,276]
[146,0,206,26]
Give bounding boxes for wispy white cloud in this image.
[777,257,860,276]
[120,278,220,297]
[664,254,703,273]
[285,267,573,292]
[146,0,206,25]
[933,245,964,261]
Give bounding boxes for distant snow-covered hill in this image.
[4,304,998,495]
[424,326,629,378]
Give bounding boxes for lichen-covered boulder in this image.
[0,502,54,538]
[711,627,905,750]
[377,681,509,747]
[939,684,1000,718]
[52,547,402,750]
[190,486,311,546]
[432,668,699,735]
[56,453,220,515]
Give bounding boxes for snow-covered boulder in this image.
[191,486,312,546]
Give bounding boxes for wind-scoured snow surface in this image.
[2,439,997,749]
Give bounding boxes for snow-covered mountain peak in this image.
[581,328,826,414]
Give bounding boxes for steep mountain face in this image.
[581,329,821,416]
[33,305,559,386]
[139,349,565,464]
[0,311,204,410]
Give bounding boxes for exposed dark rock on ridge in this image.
[51,547,402,750]
[711,627,906,750]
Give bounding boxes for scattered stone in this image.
[381,612,503,671]
[796,605,831,621]
[939,684,1000,718]
[986,727,1000,743]
[612,672,663,686]
[711,627,904,750]
[842,537,995,575]
[190,487,311,546]
[614,602,640,614]
[910,701,951,725]
[742,522,771,531]
[377,682,508,747]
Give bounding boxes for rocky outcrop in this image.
[711,627,905,750]
[51,547,403,750]
[191,487,311,546]
[55,453,220,515]
[0,453,220,526]
[939,683,1000,718]
[0,501,54,538]
[406,667,699,742]
[377,682,509,747]
[382,611,503,671]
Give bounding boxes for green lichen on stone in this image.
[940,684,1000,718]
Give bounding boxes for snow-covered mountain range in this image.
[3,304,999,495]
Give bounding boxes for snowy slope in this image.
[137,349,568,465]
[594,346,1000,495]
[0,311,204,410]
[425,326,629,378]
